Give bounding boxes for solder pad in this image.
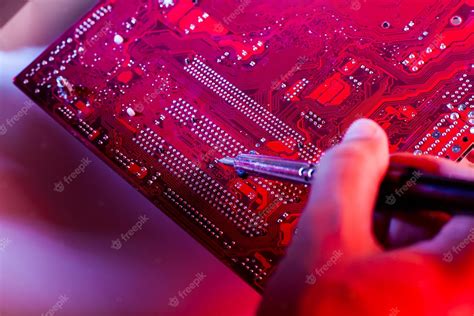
[15,0,474,292]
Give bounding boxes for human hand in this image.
[258,119,474,316]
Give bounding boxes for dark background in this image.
[0,1,259,315]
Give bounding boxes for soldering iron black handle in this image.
[376,165,474,215]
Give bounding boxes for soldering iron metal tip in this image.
[218,157,235,166]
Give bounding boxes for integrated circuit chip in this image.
[14,0,474,292]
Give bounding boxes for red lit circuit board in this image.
[15,0,474,292]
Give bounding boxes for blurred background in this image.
[0,1,260,315]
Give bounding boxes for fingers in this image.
[409,215,474,264]
[404,215,474,292]
[384,154,474,248]
[385,211,450,248]
[300,118,389,258]
[391,153,474,181]
[388,154,474,280]
[258,119,389,315]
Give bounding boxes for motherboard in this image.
[14,0,474,292]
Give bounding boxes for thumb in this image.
[298,118,389,259]
[258,119,389,315]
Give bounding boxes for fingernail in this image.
[344,119,380,141]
